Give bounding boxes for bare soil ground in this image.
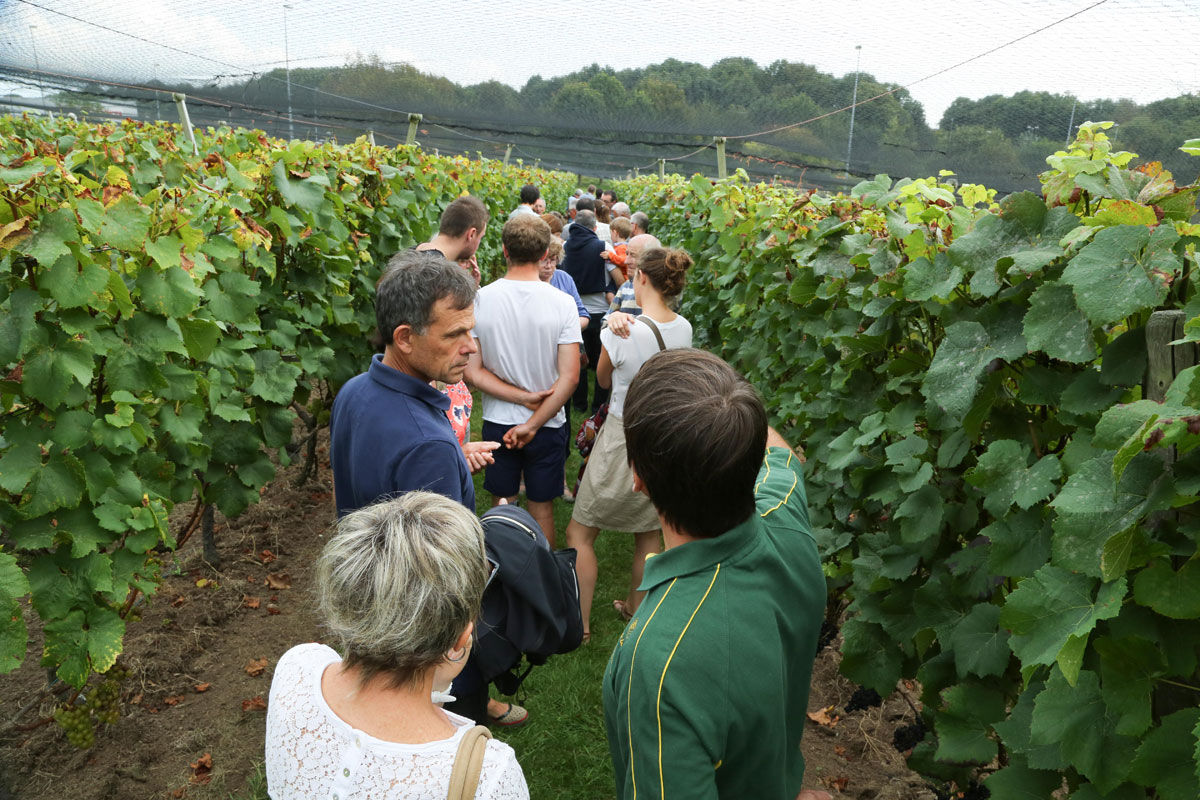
[0,434,934,800]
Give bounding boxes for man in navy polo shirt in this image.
[330,251,480,517]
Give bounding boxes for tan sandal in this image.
[613,600,633,622]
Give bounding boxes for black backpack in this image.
[474,504,584,694]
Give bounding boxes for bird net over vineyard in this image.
[1,0,1198,193]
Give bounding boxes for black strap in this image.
[637,316,668,351]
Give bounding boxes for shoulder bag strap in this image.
[446,724,493,800]
[637,315,668,351]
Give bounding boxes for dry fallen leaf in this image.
[131,693,143,705]
[194,683,211,693]
[247,574,257,584]
[266,604,281,616]
[194,578,210,588]
[163,694,186,707]
[265,573,291,590]
[171,595,186,608]
[189,752,213,784]
[806,705,839,727]
[171,788,186,799]
[260,549,277,564]
[242,596,261,609]
[824,775,849,792]
[241,696,267,712]
[245,658,269,677]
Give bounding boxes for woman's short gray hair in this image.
[316,492,488,688]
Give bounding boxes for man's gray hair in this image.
[316,492,488,689]
[611,201,631,218]
[575,209,597,230]
[376,250,475,345]
[631,211,650,233]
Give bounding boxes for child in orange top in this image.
[600,217,633,282]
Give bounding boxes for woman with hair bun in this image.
[565,247,694,639]
[265,492,529,799]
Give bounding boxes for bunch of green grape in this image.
[53,666,130,749]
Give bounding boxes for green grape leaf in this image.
[923,319,1026,424]
[0,441,43,494]
[983,509,1052,578]
[1023,282,1097,363]
[23,208,80,266]
[40,255,112,310]
[177,317,221,361]
[248,350,301,405]
[947,192,1077,279]
[0,597,27,673]
[144,233,183,270]
[966,440,1061,516]
[272,158,330,214]
[1000,565,1125,670]
[97,194,152,251]
[903,253,963,302]
[135,264,202,318]
[21,452,86,520]
[42,605,125,687]
[1132,559,1200,619]
[894,484,943,543]
[1095,635,1164,737]
[1128,708,1200,800]
[1030,668,1138,793]
[0,552,30,601]
[1061,225,1179,326]
[982,758,1063,800]
[22,338,95,408]
[948,603,1011,679]
[934,682,1007,764]
[839,617,903,696]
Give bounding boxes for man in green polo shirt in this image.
[602,349,830,800]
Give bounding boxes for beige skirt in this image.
[572,415,662,533]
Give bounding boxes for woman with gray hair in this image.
[265,492,529,799]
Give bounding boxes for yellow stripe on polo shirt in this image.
[628,578,677,800]
[656,564,722,798]
[761,451,797,518]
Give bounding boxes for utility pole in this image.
[283,3,295,141]
[845,45,862,176]
[29,24,50,119]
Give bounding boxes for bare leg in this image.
[491,495,519,507]
[625,530,663,615]
[565,518,600,636]
[526,499,557,549]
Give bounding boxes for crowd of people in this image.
[263,183,831,800]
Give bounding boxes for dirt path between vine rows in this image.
[0,433,933,800]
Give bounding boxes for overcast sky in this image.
[1,0,1197,127]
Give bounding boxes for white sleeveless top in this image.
[265,643,528,800]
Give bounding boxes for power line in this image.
[725,0,1110,140]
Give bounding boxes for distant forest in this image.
[37,54,1200,192]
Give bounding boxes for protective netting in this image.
[2,0,1198,193]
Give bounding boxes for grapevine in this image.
[616,123,1200,796]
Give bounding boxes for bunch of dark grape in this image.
[892,719,926,752]
[961,781,990,800]
[816,621,839,652]
[843,687,882,713]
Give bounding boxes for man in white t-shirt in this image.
[466,215,582,545]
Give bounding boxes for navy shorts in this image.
[481,421,568,502]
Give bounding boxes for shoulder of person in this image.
[277,642,338,675]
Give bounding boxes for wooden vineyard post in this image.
[406,113,422,146]
[658,158,666,179]
[1145,310,1196,404]
[715,136,727,179]
[503,144,512,166]
[1144,310,1199,719]
[366,130,376,146]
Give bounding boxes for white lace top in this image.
[265,643,529,800]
